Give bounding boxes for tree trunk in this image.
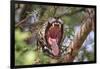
[63,8,95,62]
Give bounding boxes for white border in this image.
[0,0,100,69]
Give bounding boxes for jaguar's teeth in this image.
[59,24,61,28]
[52,23,55,27]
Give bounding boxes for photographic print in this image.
[11,1,96,68]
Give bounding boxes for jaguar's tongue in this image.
[48,37,59,56]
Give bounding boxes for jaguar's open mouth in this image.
[45,23,62,56]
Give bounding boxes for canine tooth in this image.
[52,23,55,27]
[59,24,61,28]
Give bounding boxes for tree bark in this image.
[63,8,95,62]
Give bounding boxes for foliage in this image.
[15,4,95,65]
[15,29,53,65]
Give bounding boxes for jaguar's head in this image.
[45,17,63,57]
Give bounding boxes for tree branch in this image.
[15,16,29,27]
[63,8,95,62]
